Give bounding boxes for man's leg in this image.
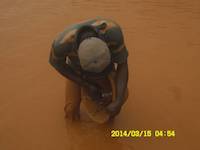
[64,79,81,121]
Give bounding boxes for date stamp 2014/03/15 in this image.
[111,130,176,138]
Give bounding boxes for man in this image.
[49,18,128,121]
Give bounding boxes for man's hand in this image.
[106,101,121,117]
[64,103,80,121]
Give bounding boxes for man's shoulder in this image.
[51,17,125,56]
[92,18,124,48]
[93,19,128,64]
[54,19,99,46]
[53,17,119,45]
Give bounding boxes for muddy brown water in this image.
[0,0,200,149]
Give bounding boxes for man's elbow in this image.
[48,51,59,69]
[49,56,54,65]
[49,55,55,68]
[48,55,60,71]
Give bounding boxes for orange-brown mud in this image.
[0,0,200,150]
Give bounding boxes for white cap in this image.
[78,37,111,73]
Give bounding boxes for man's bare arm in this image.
[49,50,104,102]
[115,60,128,106]
[49,51,90,87]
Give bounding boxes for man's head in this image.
[78,37,111,73]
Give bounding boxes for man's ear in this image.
[96,22,107,30]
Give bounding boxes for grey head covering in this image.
[78,37,111,73]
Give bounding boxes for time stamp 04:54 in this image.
[111,130,176,138]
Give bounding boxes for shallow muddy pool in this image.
[0,0,200,149]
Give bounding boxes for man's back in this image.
[50,17,128,77]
